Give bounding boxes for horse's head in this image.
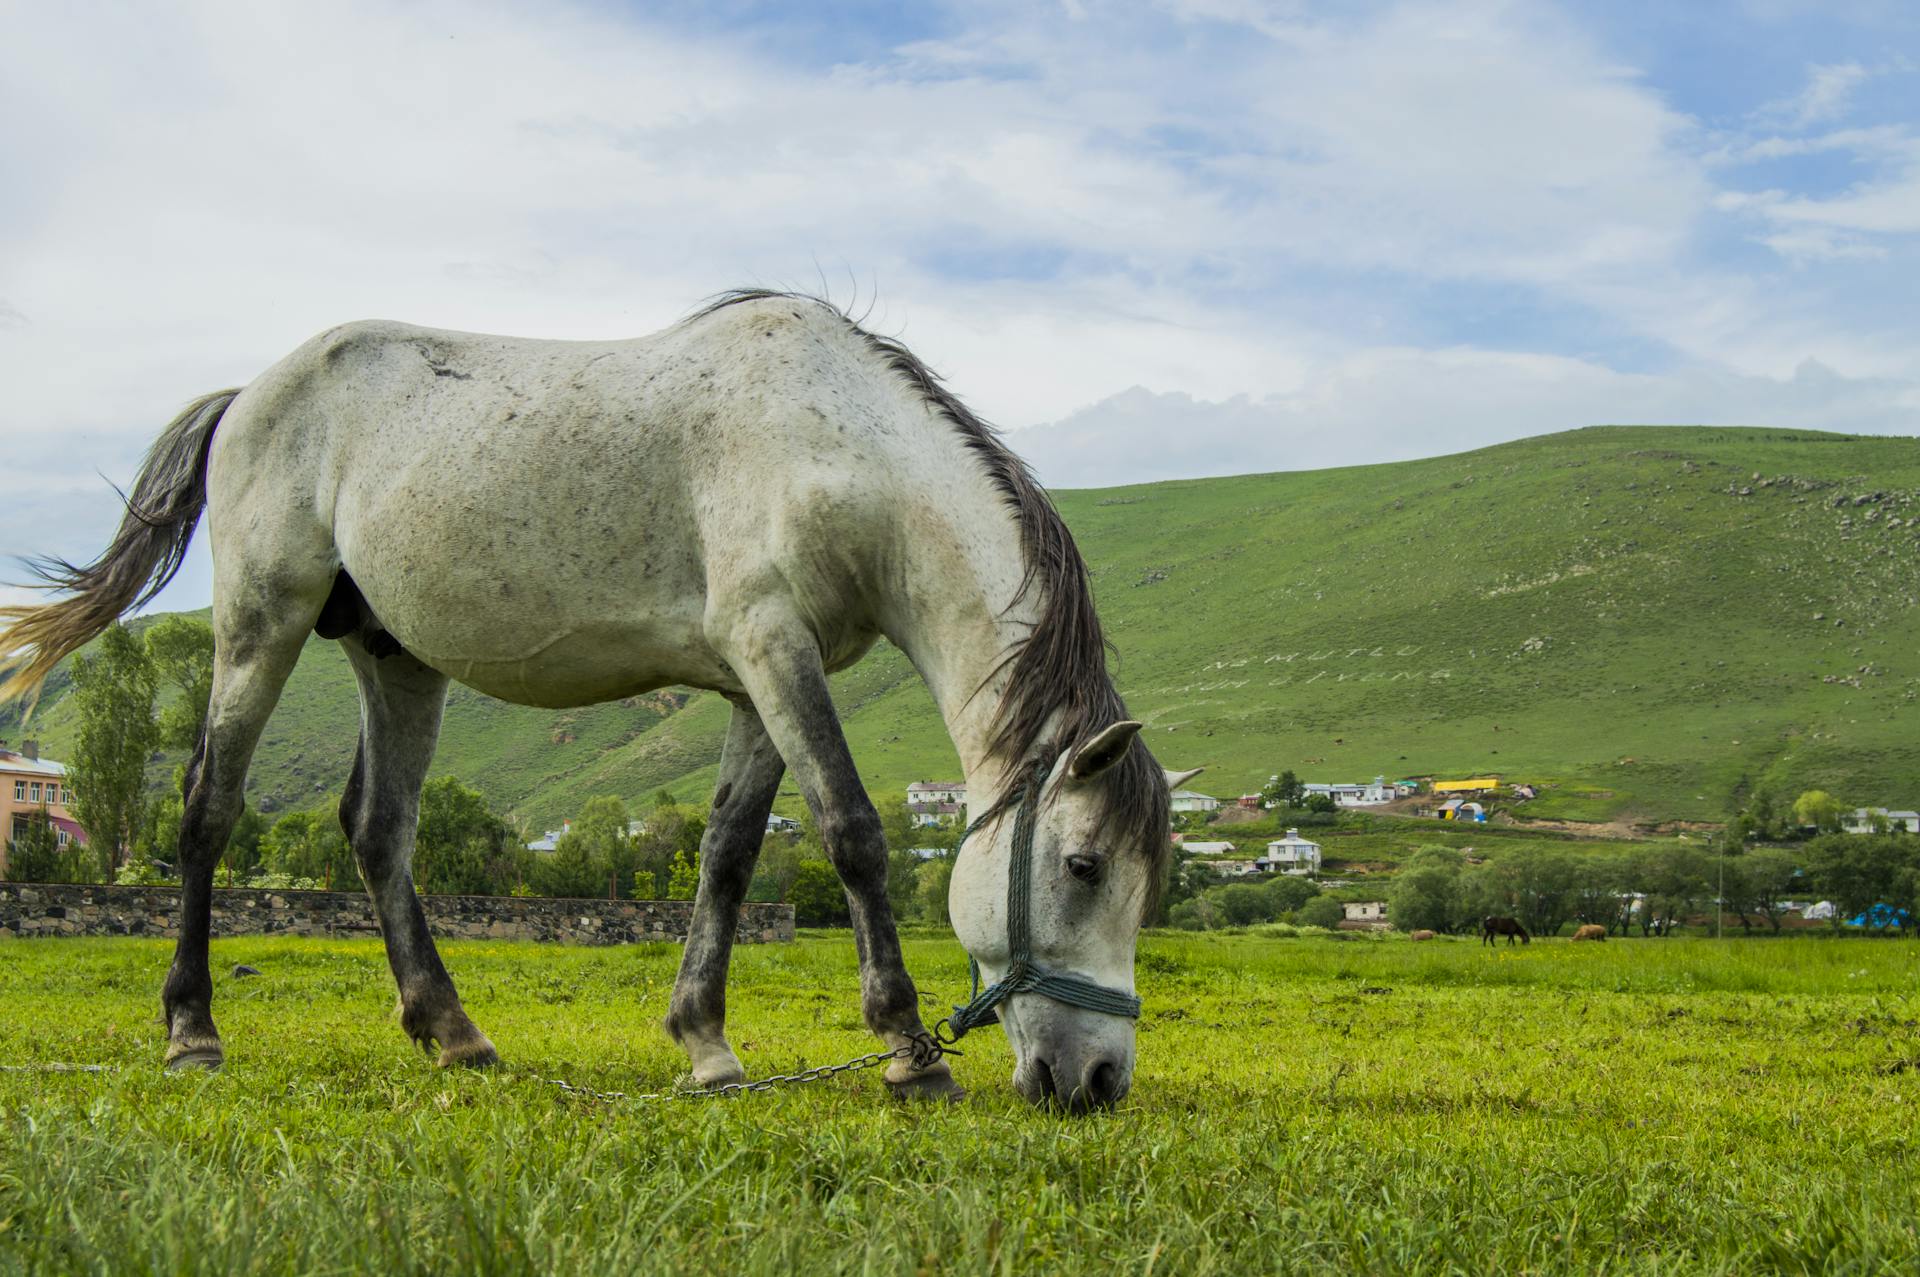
[948,720,1199,1114]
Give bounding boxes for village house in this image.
[1342,900,1388,925]
[1301,776,1393,807]
[906,780,968,828]
[1255,828,1322,876]
[1169,789,1220,815]
[1842,807,1920,834]
[0,740,86,876]
[1438,798,1488,823]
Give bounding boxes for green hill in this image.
[10,425,1918,831]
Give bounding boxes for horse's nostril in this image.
[1032,1058,1059,1103]
[1085,1058,1127,1108]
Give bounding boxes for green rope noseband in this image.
[939,759,1143,1041]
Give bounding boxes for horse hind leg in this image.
[163,602,315,1070]
[339,641,496,1067]
[664,698,785,1086]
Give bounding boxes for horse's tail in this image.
[0,388,240,702]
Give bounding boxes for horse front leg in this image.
[720,612,961,1100]
[665,699,786,1086]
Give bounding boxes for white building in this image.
[1178,840,1239,857]
[1342,900,1388,923]
[1256,828,1322,876]
[1170,789,1220,815]
[1842,807,1920,834]
[906,780,968,828]
[1301,775,1394,807]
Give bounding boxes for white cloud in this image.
[0,0,1914,615]
[1760,62,1873,128]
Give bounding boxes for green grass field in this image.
[4,931,1918,1274]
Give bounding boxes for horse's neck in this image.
[884,485,1046,805]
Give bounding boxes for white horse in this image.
[1,291,1197,1111]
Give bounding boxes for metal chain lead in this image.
[529,1032,952,1105]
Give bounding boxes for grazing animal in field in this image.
[1410,929,1437,942]
[1571,924,1607,942]
[0,290,1200,1114]
[1482,916,1531,946]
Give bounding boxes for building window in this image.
[9,815,26,844]
[29,783,40,803]
[11,781,21,801]
[55,828,69,846]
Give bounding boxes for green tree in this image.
[1262,771,1304,809]
[415,776,518,896]
[887,847,925,921]
[1297,896,1344,929]
[259,809,358,889]
[632,800,706,898]
[1793,790,1846,834]
[666,847,699,900]
[1215,882,1276,926]
[1569,854,1632,935]
[536,796,631,898]
[787,858,848,927]
[1806,833,1913,931]
[67,623,159,876]
[1748,788,1786,841]
[916,856,954,926]
[225,805,269,879]
[5,807,86,882]
[1742,848,1803,934]
[1388,863,1460,933]
[143,615,215,752]
[1262,874,1320,916]
[1155,848,1215,924]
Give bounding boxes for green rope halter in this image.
[939,759,1143,1041]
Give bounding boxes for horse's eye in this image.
[1066,853,1102,884]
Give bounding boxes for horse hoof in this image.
[689,1057,747,1088]
[437,1036,501,1069]
[887,1065,965,1103]
[165,1045,224,1073]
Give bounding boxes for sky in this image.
[1,0,1916,613]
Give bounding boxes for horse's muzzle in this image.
[1016,1050,1132,1114]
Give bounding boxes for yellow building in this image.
[0,740,86,877]
[1431,777,1501,795]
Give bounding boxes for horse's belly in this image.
[405,614,734,707]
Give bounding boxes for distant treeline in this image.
[1161,836,1920,937]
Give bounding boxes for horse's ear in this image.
[1068,721,1142,781]
[1164,766,1204,792]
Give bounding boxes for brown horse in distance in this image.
[1571,924,1607,942]
[1482,916,1530,946]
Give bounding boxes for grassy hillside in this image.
[9,425,1918,828]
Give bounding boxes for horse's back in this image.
[206,302,935,704]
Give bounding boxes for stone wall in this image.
[0,882,793,945]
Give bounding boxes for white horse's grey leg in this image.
[721,618,961,1099]
[162,606,312,1071]
[664,699,785,1085]
[339,643,496,1067]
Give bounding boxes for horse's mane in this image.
[687,290,1170,907]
